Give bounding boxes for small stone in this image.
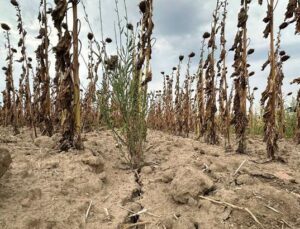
[45,221,57,228]
[27,188,42,200]
[248,139,254,144]
[20,170,32,178]
[161,170,175,183]
[99,172,107,183]
[45,161,59,169]
[141,166,152,174]
[187,197,198,206]
[222,208,232,221]
[82,156,105,174]
[21,198,31,208]
[115,143,122,149]
[51,133,61,143]
[159,217,174,229]
[126,202,142,213]
[61,187,69,196]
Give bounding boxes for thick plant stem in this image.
[219,0,231,149]
[196,40,205,139]
[238,0,249,154]
[43,0,53,136]
[205,0,220,145]
[72,0,83,150]
[262,0,278,159]
[267,0,277,159]
[13,2,35,136]
[4,30,19,134]
[296,90,300,144]
[175,58,183,136]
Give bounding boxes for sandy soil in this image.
[0,127,300,229]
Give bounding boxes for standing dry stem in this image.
[261,0,278,159]
[204,0,221,145]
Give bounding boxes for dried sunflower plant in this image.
[260,0,283,159]
[280,0,300,144]
[51,0,83,151]
[204,0,221,145]
[230,0,255,154]
[11,0,36,136]
[1,23,19,134]
[35,0,53,136]
[217,0,231,149]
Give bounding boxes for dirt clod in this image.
[170,166,214,204]
[141,166,152,174]
[34,136,55,149]
[236,174,255,185]
[81,155,105,174]
[0,147,12,178]
[160,169,175,183]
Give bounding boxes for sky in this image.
[0,0,299,108]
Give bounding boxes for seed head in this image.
[279,51,286,56]
[10,0,18,7]
[263,17,270,23]
[126,23,134,31]
[179,55,184,61]
[279,22,289,30]
[62,23,68,30]
[281,55,290,62]
[247,49,255,55]
[188,52,195,58]
[203,32,210,39]
[46,8,53,14]
[172,67,177,71]
[105,37,112,43]
[249,71,255,77]
[87,32,94,40]
[1,23,10,31]
[139,0,147,14]
[253,87,258,91]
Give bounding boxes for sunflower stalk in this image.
[218,0,231,149]
[261,0,278,159]
[11,0,36,136]
[1,23,19,134]
[204,0,221,145]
